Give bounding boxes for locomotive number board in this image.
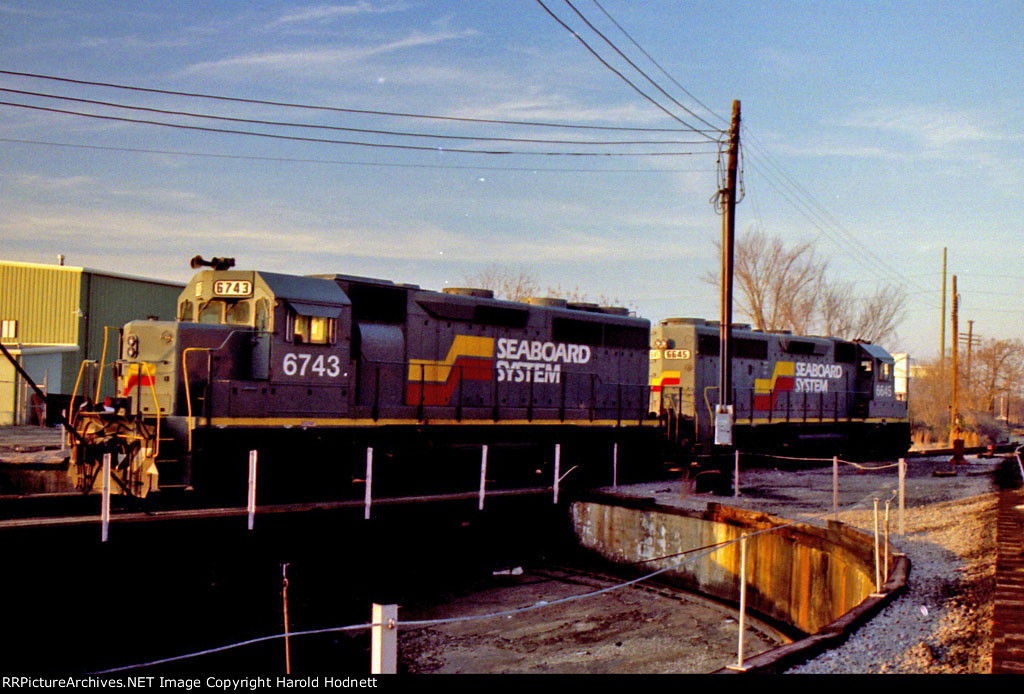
[213,280,253,297]
[651,349,692,360]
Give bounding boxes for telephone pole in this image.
[940,247,947,371]
[965,319,975,394]
[717,100,741,446]
[950,275,959,442]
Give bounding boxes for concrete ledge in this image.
[570,493,909,673]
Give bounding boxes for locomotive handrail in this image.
[116,359,162,459]
[69,359,100,436]
[361,356,648,424]
[677,384,883,433]
[181,329,255,451]
[93,326,117,404]
[182,347,208,453]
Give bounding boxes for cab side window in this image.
[254,299,270,332]
[178,300,194,322]
[292,313,333,345]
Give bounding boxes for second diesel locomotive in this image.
[70,260,659,499]
[649,317,910,459]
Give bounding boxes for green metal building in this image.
[0,259,183,425]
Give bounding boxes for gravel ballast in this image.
[620,455,1000,674]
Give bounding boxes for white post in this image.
[478,445,488,511]
[371,603,398,675]
[898,458,906,537]
[832,456,839,522]
[733,449,740,498]
[364,447,374,521]
[247,450,258,531]
[873,498,881,593]
[40,370,48,428]
[101,452,111,543]
[735,534,748,670]
[612,442,618,489]
[884,499,891,583]
[553,443,561,505]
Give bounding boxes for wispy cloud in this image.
[839,105,1008,149]
[184,28,477,75]
[268,2,409,27]
[11,173,94,190]
[76,35,193,50]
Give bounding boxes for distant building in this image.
[892,353,910,402]
[0,259,183,425]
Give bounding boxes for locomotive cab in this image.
[175,269,353,419]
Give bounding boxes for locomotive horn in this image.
[190,255,236,271]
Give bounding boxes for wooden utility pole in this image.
[940,247,947,371]
[716,100,741,445]
[950,275,959,441]
[965,319,974,394]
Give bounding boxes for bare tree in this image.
[462,264,540,302]
[971,338,1024,413]
[720,230,826,332]
[706,230,906,344]
[462,265,634,312]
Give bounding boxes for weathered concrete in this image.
[570,492,908,671]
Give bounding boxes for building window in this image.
[1,320,17,340]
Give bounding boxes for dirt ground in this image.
[398,566,781,674]
[397,453,1004,674]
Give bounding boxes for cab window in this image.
[225,301,251,326]
[293,314,332,345]
[254,299,270,332]
[879,362,892,381]
[178,300,194,322]
[198,301,223,324]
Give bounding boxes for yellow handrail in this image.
[69,359,96,433]
[94,326,113,404]
[182,347,207,453]
[142,361,161,459]
[181,330,253,452]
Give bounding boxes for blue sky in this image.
[1,1,1022,359]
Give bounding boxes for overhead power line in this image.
[0,69,703,134]
[0,137,717,173]
[0,100,715,157]
[0,87,716,147]
[533,0,722,140]
[562,0,721,132]
[589,0,726,128]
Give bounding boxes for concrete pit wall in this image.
[571,494,907,670]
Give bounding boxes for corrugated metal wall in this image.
[0,263,81,345]
[82,272,183,395]
[1,261,183,395]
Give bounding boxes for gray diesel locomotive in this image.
[649,317,910,459]
[70,259,658,499]
[69,260,910,500]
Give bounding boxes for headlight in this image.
[126,334,139,358]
